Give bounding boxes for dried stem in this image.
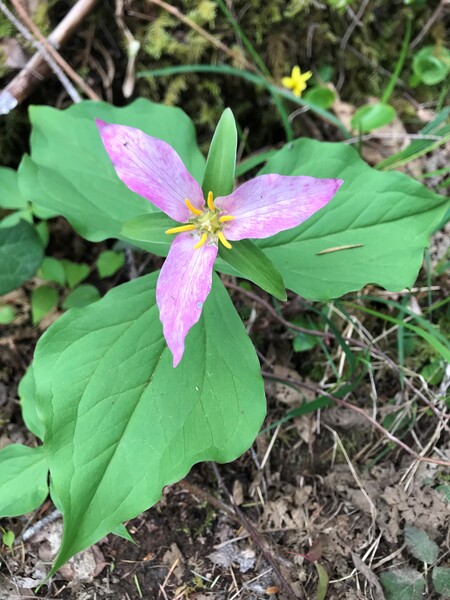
[138,0,255,70]
[211,462,302,600]
[0,0,99,110]
[262,371,450,467]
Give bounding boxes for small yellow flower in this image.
[281,66,313,98]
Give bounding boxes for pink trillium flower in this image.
[96,120,343,367]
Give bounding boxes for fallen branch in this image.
[0,0,99,113]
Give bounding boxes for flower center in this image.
[165,191,234,250]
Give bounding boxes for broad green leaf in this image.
[31,286,59,324]
[380,568,425,600]
[62,284,100,309]
[258,139,448,300]
[404,525,439,564]
[218,239,286,300]
[20,99,205,248]
[304,87,335,109]
[121,213,176,255]
[0,167,27,210]
[61,260,90,288]
[0,221,44,295]
[0,305,15,324]
[18,366,44,440]
[351,103,396,132]
[413,46,450,85]
[35,221,49,248]
[33,272,265,571]
[0,445,48,517]
[432,567,450,597]
[38,257,66,286]
[96,251,125,279]
[202,108,237,198]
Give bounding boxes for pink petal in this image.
[96,120,204,222]
[215,175,343,240]
[156,232,218,367]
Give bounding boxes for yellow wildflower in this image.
[281,66,313,98]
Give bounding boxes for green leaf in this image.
[437,484,450,503]
[202,108,237,198]
[111,523,135,544]
[404,525,439,564]
[218,239,286,300]
[380,568,425,600]
[258,139,448,300]
[413,46,450,85]
[31,286,58,324]
[61,260,90,288]
[33,272,265,572]
[38,257,66,286]
[96,251,125,279]
[0,221,44,295]
[0,445,48,517]
[20,99,205,250]
[121,212,176,255]
[62,284,100,309]
[351,103,396,132]
[18,366,44,440]
[0,167,27,210]
[0,208,33,229]
[0,305,15,324]
[35,221,49,248]
[292,319,320,352]
[432,567,450,597]
[315,562,329,600]
[304,87,335,109]
[2,530,15,548]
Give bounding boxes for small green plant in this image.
[380,525,450,599]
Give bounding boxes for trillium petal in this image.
[96,120,204,222]
[215,175,343,240]
[156,232,218,367]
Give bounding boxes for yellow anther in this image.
[165,224,196,235]
[193,232,208,249]
[207,191,215,212]
[219,215,235,223]
[185,198,202,216]
[217,231,232,249]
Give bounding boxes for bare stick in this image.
[138,0,254,71]
[0,0,99,110]
[10,0,100,100]
[0,0,81,103]
[211,462,302,600]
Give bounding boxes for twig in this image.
[410,0,449,49]
[262,371,450,467]
[0,0,81,103]
[0,0,99,110]
[227,281,450,429]
[10,0,99,100]
[211,463,301,600]
[337,0,371,91]
[139,0,254,71]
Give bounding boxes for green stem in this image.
[138,64,351,138]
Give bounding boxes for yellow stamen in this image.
[165,224,196,235]
[207,191,215,211]
[217,231,232,249]
[219,215,235,223]
[193,232,208,249]
[185,198,202,215]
